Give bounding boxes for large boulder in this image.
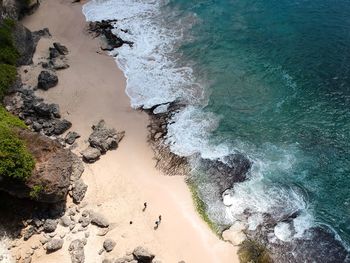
[69,239,85,263]
[132,246,155,263]
[0,129,83,203]
[88,120,125,153]
[12,23,36,65]
[37,70,58,90]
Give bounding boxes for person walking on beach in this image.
[158,215,162,222]
[154,220,159,230]
[143,202,147,212]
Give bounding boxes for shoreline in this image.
[12,0,239,262]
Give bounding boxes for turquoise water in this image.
[170,0,350,244]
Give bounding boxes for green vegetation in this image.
[0,19,20,65]
[238,239,273,263]
[0,108,35,180]
[29,184,43,200]
[187,181,222,237]
[0,18,35,182]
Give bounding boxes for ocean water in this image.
[83,0,350,257]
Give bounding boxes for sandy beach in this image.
[13,0,239,262]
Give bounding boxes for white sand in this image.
[15,0,240,262]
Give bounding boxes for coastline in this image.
[15,0,239,262]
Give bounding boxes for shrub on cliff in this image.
[0,64,16,99]
[0,18,20,65]
[0,107,35,180]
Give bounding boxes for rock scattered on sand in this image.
[89,211,109,228]
[69,239,85,263]
[81,147,101,163]
[43,219,58,233]
[78,215,91,228]
[46,239,63,253]
[37,70,58,90]
[23,226,36,241]
[60,215,72,227]
[133,246,155,263]
[65,131,81,145]
[103,239,116,252]
[71,178,88,204]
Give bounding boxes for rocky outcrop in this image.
[88,20,133,50]
[81,120,125,163]
[12,22,35,65]
[70,178,87,204]
[88,120,125,153]
[37,70,58,90]
[2,0,40,20]
[4,88,72,136]
[0,129,83,203]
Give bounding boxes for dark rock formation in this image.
[53,42,68,55]
[43,219,58,233]
[37,70,58,90]
[12,22,35,65]
[69,239,85,263]
[199,153,251,195]
[1,0,40,20]
[88,20,133,50]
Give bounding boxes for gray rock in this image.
[23,226,36,241]
[133,246,155,263]
[43,219,58,233]
[88,120,125,153]
[51,57,70,70]
[81,147,101,163]
[78,215,91,228]
[69,239,85,263]
[37,70,58,90]
[103,239,116,252]
[32,122,42,132]
[89,211,109,228]
[46,239,63,253]
[33,102,60,118]
[49,47,60,59]
[71,178,88,204]
[60,215,72,227]
[53,42,69,55]
[71,154,85,182]
[13,23,35,65]
[53,119,72,135]
[65,131,80,145]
